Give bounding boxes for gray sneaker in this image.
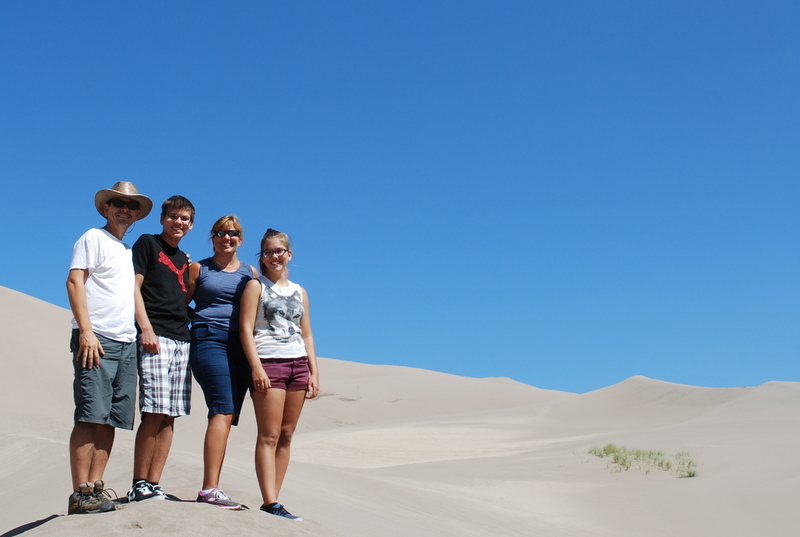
[68,482,116,515]
[195,488,247,510]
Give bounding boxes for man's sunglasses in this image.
[108,199,141,211]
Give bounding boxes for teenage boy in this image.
[127,195,195,502]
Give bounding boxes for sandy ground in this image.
[1,285,798,536]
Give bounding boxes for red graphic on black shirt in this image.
[158,251,188,292]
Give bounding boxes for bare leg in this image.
[274,390,306,498]
[70,422,115,490]
[133,413,175,483]
[253,389,283,505]
[88,425,114,484]
[202,413,234,490]
[148,416,175,484]
[253,389,305,505]
[70,423,96,489]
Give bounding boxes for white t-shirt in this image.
[69,227,137,342]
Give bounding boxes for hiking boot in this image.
[195,488,247,510]
[68,482,116,515]
[94,480,120,504]
[260,502,302,521]
[127,480,160,502]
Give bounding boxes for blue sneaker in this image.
[260,502,302,521]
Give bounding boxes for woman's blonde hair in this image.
[209,215,244,252]
[210,214,243,237]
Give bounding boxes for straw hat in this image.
[94,181,153,219]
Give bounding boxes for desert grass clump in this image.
[674,451,697,478]
[588,444,697,477]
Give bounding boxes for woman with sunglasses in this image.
[240,228,319,521]
[185,215,258,510]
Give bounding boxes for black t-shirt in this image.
[132,233,191,341]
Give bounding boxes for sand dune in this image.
[1,285,798,537]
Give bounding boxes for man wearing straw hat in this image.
[66,181,152,514]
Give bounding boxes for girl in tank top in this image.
[240,228,319,521]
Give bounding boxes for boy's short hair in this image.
[161,195,195,222]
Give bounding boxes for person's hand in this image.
[140,328,160,355]
[252,368,270,393]
[77,331,104,369]
[306,373,320,399]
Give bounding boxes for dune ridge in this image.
[1,285,798,537]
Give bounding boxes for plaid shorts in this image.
[138,336,192,417]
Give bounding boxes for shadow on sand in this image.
[0,495,200,536]
[1,515,61,537]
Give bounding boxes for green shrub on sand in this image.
[589,444,697,477]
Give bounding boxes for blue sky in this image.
[2,1,799,393]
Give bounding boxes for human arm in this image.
[300,286,319,399]
[134,273,160,354]
[184,262,201,305]
[240,278,270,392]
[66,268,104,369]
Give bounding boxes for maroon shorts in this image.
[253,357,309,391]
